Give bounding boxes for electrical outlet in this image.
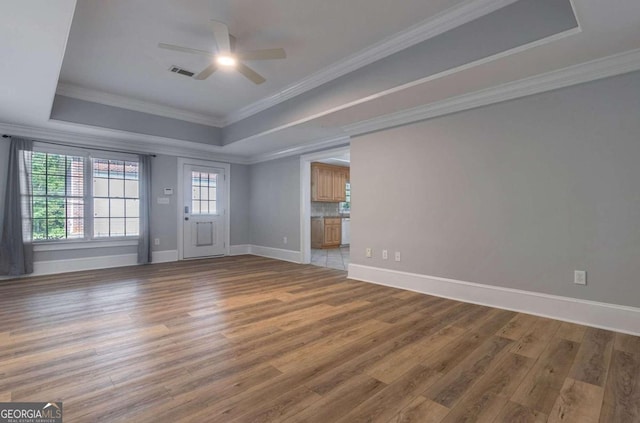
[366,248,372,258]
[574,270,586,285]
[395,251,401,262]
[382,249,388,260]
[154,238,160,246]
[283,236,288,244]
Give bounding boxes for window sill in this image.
[33,239,138,252]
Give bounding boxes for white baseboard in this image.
[151,250,179,263]
[1,250,180,279]
[348,264,640,336]
[33,253,139,276]
[229,244,251,256]
[248,245,302,264]
[2,245,302,279]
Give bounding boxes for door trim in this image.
[177,158,231,260]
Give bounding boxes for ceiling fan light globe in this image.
[216,55,237,67]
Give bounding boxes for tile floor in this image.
[311,246,350,271]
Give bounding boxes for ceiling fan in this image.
[159,20,286,84]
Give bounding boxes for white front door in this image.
[183,164,226,259]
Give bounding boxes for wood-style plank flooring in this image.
[0,256,638,422]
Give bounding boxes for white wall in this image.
[351,70,640,308]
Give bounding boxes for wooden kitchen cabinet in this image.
[324,218,342,247]
[311,217,341,248]
[311,163,349,202]
[313,164,335,201]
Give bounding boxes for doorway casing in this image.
[299,145,350,264]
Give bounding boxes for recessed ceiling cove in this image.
[52,0,579,150]
[57,0,469,120]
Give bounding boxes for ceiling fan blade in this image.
[236,48,286,61]
[158,43,213,57]
[194,63,218,80]
[236,62,266,84]
[210,20,231,54]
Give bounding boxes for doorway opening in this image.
[300,146,350,271]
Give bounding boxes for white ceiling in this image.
[58,0,465,121]
[1,0,640,162]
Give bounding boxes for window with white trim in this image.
[31,152,85,240]
[92,159,139,237]
[29,146,140,242]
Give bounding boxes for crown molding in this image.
[10,49,639,168]
[342,48,640,137]
[222,25,582,147]
[224,0,519,125]
[246,135,350,164]
[56,83,225,127]
[0,121,250,164]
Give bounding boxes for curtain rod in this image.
[2,134,156,157]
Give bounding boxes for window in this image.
[29,147,140,242]
[31,152,85,240]
[93,159,139,237]
[339,182,351,214]
[191,171,217,215]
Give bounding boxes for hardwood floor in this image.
[0,255,638,422]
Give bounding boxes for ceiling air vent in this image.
[169,66,195,78]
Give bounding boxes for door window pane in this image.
[190,171,218,215]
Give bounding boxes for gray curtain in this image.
[137,154,152,264]
[0,137,34,276]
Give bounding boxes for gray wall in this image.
[52,95,223,146]
[35,245,137,261]
[150,154,178,252]
[249,156,301,251]
[351,71,640,308]
[230,163,250,245]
